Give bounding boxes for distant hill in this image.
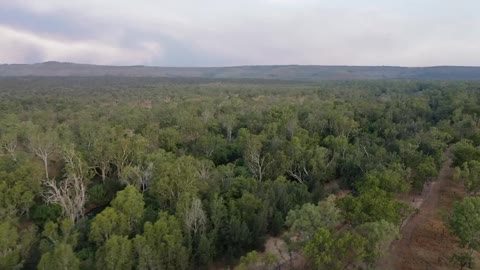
[1,62,480,80]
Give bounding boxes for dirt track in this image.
[377,150,465,270]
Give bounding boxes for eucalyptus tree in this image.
[43,146,92,222]
[28,126,58,180]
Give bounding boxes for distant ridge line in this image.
[1,62,480,80]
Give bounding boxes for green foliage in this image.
[150,154,205,209]
[237,250,278,270]
[450,251,474,270]
[285,195,342,242]
[452,140,480,166]
[1,77,479,269]
[39,219,78,252]
[89,207,129,245]
[90,185,145,245]
[111,185,145,227]
[31,204,63,226]
[87,184,109,206]
[216,191,270,257]
[37,243,80,270]
[339,188,408,226]
[449,197,480,250]
[304,227,367,270]
[134,213,188,270]
[260,177,311,234]
[414,156,438,190]
[358,163,409,194]
[0,221,36,269]
[457,160,480,195]
[355,220,400,265]
[0,157,42,219]
[207,194,227,256]
[158,127,181,152]
[96,235,134,270]
[176,195,212,266]
[223,212,251,258]
[418,127,451,163]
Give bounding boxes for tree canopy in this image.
[0,77,476,269]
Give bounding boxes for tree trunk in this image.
[227,128,232,142]
[42,156,49,180]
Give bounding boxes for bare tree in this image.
[1,132,17,161]
[286,117,298,140]
[184,198,207,235]
[43,147,89,222]
[244,138,271,181]
[112,138,134,177]
[88,127,113,182]
[29,130,57,179]
[119,162,153,192]
[112,131,145,177]
[220,114,236,142]
[200,108,214,124]
[140,162,153,192]
[196,159,214,182]
[286,161,309,184]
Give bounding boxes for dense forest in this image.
[0,77,479,269]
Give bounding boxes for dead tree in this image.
[43,147,88,222]
[29,131,57,180]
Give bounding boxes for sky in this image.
[1,0,479,67]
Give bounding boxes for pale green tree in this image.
[111,185,145,227]
[90,207,129,245]
[285,195,342,242]
[304,227,367,270]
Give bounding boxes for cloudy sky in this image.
[1,0,479,67]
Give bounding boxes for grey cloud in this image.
[1,0,480,66]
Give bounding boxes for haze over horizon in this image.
[1,0,480,67]
[6,61,480,69]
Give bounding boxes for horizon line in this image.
[2,61,480,69]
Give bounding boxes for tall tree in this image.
[43,146,91,222]
[150,155,204,209]
[28,127,58,180]
[243,134,271,181]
